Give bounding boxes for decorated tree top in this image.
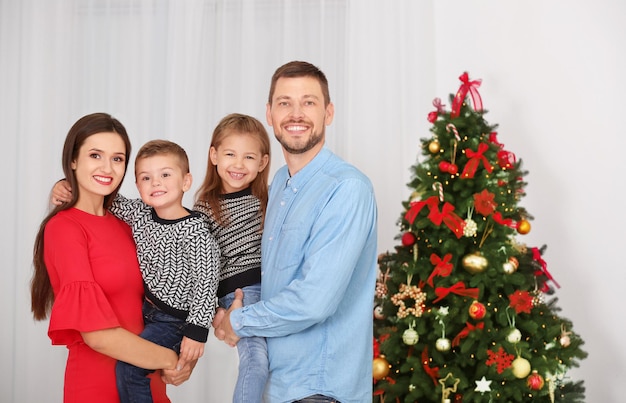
[372,73,587,403]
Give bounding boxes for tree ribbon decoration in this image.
[488,131,503,148]
[421,346,440,386]
[405,196,438,224]
[427,253,454,287]
[461,142,493,178]
[532,247,561,288]
[427,97,446,123]
[492,212,517,228]
[452,321,484,347]
[433,281,480,303]
[489,131,517,169]
[427,202,465,239]
[451,72,483,118]
[405,196,465,238]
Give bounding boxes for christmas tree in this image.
[372,73,587,402]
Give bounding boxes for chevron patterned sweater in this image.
[110,194,220,342]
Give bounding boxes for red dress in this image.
[44,208,170,403]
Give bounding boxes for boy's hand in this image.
[176,336,205,370]
[51,179,72,205]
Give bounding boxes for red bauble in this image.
[439,161,450,172]
[401,232,416,247]
[497,150,516,169]
[447,163,458,175]
[468,300,486,320]
[527,370,544,390]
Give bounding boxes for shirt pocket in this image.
[272,223,308,271]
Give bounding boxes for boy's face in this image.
[135,154,191,210]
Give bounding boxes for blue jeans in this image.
[116,300,186,403]
[293,396,340,403]
[219,283,268,403]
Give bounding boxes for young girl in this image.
[31,113,184,402]
[194,113,271,403]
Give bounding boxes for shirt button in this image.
[280,200,285,206]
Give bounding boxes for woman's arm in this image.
[82,327,178,370]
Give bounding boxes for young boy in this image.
[52,139,220,402]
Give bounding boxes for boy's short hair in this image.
[135,139,190,175]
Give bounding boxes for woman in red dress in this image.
[31,113,183,402]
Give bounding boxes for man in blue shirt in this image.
[215,61,378,403]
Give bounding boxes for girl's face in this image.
[209,131,269,194]
[71,131,127,207]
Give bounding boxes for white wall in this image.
[1,1,623,401]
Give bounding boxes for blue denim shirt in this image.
[230,147,378,403]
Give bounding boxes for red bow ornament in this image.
[427,253,454,287]
[461,142,493,179]
[451,72,483,118]
[433,281,480,303]
[452,321,484,347]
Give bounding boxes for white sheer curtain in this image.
[1,1,430,401]
[3,0,624,402]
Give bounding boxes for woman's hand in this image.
[161,359,197,386]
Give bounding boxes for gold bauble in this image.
[511,356,531,378]
[462,252,488,274]
[428,139,441,153]
[373,356,390,380]
[517,219,531,235]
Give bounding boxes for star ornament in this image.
[439,372,460,399]
[475,376,492,393]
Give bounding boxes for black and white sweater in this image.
[194,188,262,298]
[110,194,220,342]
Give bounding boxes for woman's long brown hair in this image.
[30,113,131,320]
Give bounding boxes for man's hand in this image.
[214,288,243,347]
[51,179,72,205]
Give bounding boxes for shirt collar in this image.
[285,147,332,191]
